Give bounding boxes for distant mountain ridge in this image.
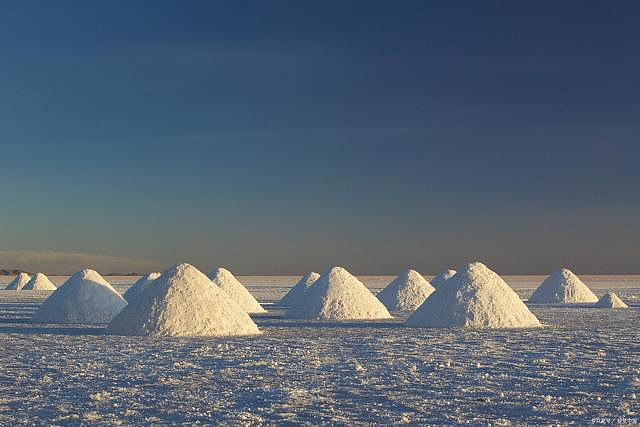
[0,268,141,276]
[0,269,32,276]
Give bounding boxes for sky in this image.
[1,1,639,275]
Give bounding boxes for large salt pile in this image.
[23,273,57,290]
[31,269,127,324]
[123,272,161,302]
[278,272,320,306]
[377,269,435,311]
[208,268,266,314]
[107,263,261,337]
[284,266,392,320]
[430,269,456,289]
[5,272,31,290]
[528,268,598,304]
[406,262,541,329]
[595,292,629,309]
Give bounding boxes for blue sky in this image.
[1,1,639,274]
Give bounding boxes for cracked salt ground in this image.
[0,278,638,425]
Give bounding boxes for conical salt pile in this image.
[377,270,435,311]
[595,292,628,309]
[107,263,261,337]
[31,269,127,324]
[23,273,57,290]
[278,272,320,306]
[284,266,392,320]
[430,269,456,289]
[123,272,161,302]
[5,272,31,290]
[208,268,266,314]
[528,268,598,304]
[406,262,541,329]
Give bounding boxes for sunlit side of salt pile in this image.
[377,269,435,311]
[123,272,161,302]
[594,292,629,309]
[208,268,266,313]
[278,272,320,306]
[528,268,598,303]
[31,269,127,324]
[5,272,31,290]
[107,263,261,337]
[284,266,392,320]
[406,262,541,329]
[23,273,57,290]
[430,269,456,289]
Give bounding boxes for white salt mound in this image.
[529,268,598,304]
[107,263,261,337]
[23,273,57,290]
[278,272,320,306]
[208,268,266,314]
[284,266,392,320]
[5,272,31,290]
[123,272,161,302]
[377,269,435,311]
[406,262,541,329]
[595,292,629,309]
[31,269,127,324]
[430,269,456,289]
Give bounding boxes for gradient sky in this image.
[1,1,639,274]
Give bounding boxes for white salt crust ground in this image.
[0,278,638,425]
[376,270,435,312]
[107,264,261,337]
[209,268,267,314]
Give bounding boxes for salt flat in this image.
[0,276,638,425]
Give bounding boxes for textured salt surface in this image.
[430,269,456,289]
[107,264,261,337]
[0,281,638,425]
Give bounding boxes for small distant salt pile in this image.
[284,266,392,320]
[31,269,127,324]
[278,272,320,306]
[208,268,266,314]
[377,270,435,311]
[123,272,161,302]
[406,262,541,329]
[430,269,456,289]
[5,272,31,290]
[107,263,261,337]
[595,292,629,309]
[529,268,598,304]
[23,273,57,290]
